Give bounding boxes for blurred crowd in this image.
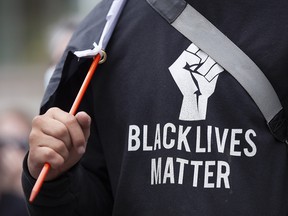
[0,14,77,216]
[0,0,102,213]
[0,109,30,216]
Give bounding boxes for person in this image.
[22,0,288,215]
[0,109,30,216]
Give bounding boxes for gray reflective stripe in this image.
[147,0,283,123]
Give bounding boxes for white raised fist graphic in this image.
[169,43,224,121]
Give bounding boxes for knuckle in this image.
[64,114,77,126]
[48,107,60,113]
[74,137,86,148]
[31,115,43,126]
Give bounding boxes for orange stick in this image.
[29,54,102,203]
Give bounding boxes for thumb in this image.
[75,111,91,142]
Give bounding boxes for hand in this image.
[169,43,224,121]
[27,107,91,181]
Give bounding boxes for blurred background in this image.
[0,1,100,215]
[0,0,101,117]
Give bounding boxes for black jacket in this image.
[22,0,288,215]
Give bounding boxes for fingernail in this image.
[77,146,85,154]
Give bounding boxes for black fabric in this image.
[268,110,288,143]
[186,0,288,144]
[40,51,94,114]
[146,0,186,23]
[186,0,288,102]
[22,0,288,215]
